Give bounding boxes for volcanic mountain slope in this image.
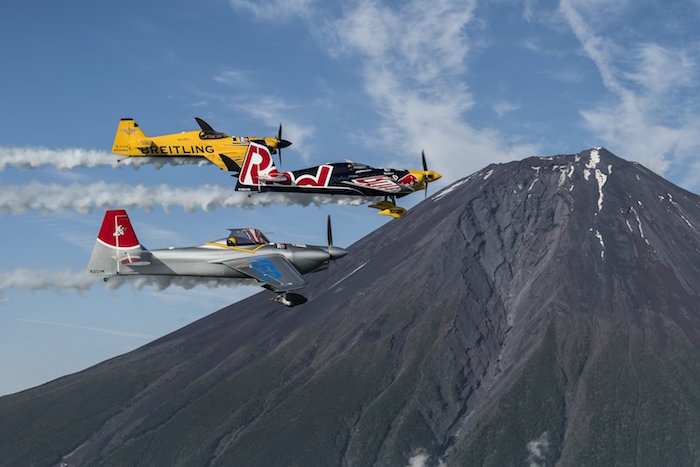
[1,148,699,466]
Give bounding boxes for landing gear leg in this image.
[272,293,308,307]
[368,195,406,219]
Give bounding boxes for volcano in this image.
[1,148,699,466]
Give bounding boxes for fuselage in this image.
[237,161,430,198]
[112,118,287,172]
[115,239,344,278]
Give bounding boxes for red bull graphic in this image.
[240,143,333,188]
[398,173,419,186]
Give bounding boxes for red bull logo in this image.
[240,143,332,187]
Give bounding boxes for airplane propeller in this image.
[278,123,284,167]
[275,123,292,167]
[325,215,348,262]
[327,214,333,254]
[422,150,432,199]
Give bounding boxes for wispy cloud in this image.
[213,69,254,87]
[17,318,156,340]
[559,0,700,180]
[326,0,538,181]
[526,431,550,467]
[31,211,97,252]
[240,96,317,161]
[493,101,520,117]
[229,0,315,19]
[407,451,430,467]
[523,0,538,23]
[406,449,445,467]
[0,181,372,216]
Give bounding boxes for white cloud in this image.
[0,181,372,216]
[493,101,520,116]
[406,450,445,467]
[625,43,694,95]
[559,0,700,182]
[526,431,550,467]
[328,0,539,181]
[241,96,317,161]
[407,452,430,467]
[229,0,315,19]
[523,0,538,23]
[213,69,254,87]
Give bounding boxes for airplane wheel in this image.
[286,293,308,306]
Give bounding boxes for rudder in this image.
[88,210,145,276]
[112,118,148,156]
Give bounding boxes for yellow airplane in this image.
[112,117,291,172]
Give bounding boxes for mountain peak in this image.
[1,148,699,466]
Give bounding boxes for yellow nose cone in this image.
[426,170,441,182]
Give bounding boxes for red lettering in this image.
[296,165,332,187]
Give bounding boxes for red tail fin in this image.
[97,210,140,249]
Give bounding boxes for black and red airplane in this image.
[234,142,441,218]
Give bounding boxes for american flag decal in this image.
[351,176,401,192]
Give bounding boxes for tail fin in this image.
[88,210,145,276]
[237,142,279,188]
[112,118,149,156]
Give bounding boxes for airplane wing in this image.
[217,255,307,292]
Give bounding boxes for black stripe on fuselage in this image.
[234,182,411,198]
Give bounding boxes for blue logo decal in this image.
[250,259,282,280]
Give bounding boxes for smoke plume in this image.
[0,181,372,215]
[0,146,211,171]
[0,269,99,293]
[0,268,256,298]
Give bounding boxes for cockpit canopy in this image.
[198,130,229,140]
[195,116,229,140]
[226,228,270,246]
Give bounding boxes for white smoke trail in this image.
[0,181,373,215]
[0,268,257,298]
[0,269,99,293]
[0,146,212,171]
[104,275,258,291]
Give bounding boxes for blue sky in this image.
[1,0,699,395]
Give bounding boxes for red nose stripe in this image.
[97,210,140,248]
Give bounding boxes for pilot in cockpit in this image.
[226,228,269,246]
